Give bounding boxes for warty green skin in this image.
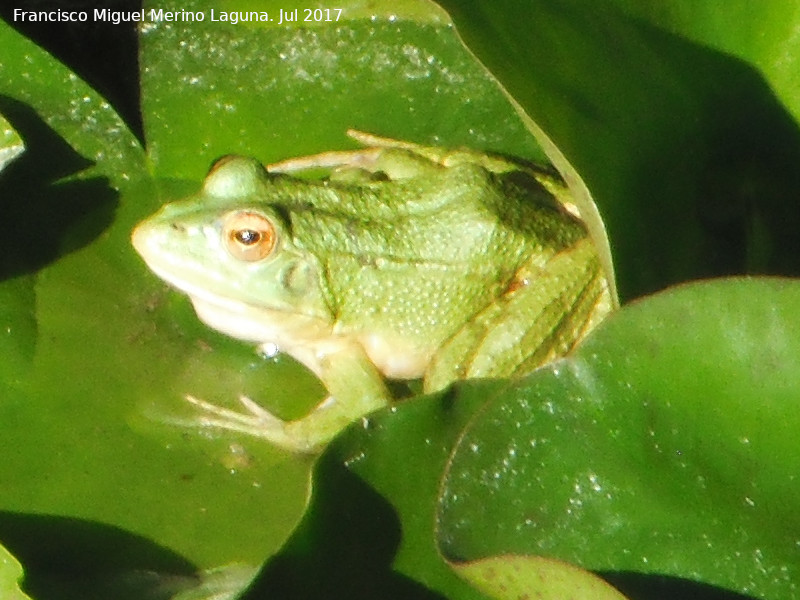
[132,135,610,452]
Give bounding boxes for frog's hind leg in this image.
[267,148,383,174]
[346,130,425,151]
[268,138,441,181]
[267,130,449,177]
[266,129,430,174]
[424,237,612,392]
[347,129,458,169]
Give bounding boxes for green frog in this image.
[132,131,611,453]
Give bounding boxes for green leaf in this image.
[437,278,800,599]
[0,542,31,600]
[171,563,258,600]
[457,555,627,600]
[140,0,544,182]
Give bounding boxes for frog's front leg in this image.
[181,343,392,454]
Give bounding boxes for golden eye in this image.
[223,211,276,262]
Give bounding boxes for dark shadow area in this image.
[0,511,198,600]
[0,0,144,142]
[602,570,759,600]
[0,96,118,279]
[676,56,800,280]
[618,18,800,296]
[244,451,446,600]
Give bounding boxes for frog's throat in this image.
[142,260,431,381]
[145,261,332,345]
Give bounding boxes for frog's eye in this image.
[223,211,277,262]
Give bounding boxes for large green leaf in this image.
[139,0,543,180]
[438,278,800,599]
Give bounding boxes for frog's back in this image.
[290,161,584,270]
[282,162,590,377]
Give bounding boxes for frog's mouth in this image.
[140,253,332,345]
[190,294,297,344]
[144,257,255,315]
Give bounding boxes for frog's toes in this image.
[180,395,325,453]
[184,394,286,436]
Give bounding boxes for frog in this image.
[131,130,612,454]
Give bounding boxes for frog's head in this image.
[132,156,333,343]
